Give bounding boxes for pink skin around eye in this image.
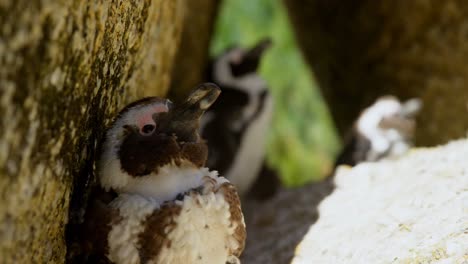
[136,104,169,132]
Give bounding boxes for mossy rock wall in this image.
[284,0,468,145]
[0,0,186,262]
[169,0,220,100]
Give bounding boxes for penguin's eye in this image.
[140,124,155,135]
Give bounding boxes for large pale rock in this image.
[0,0,185,262]
[293,139,468,263]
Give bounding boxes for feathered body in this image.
[335,96,422,167]
[202,39,276,197]
[81,84,246,264]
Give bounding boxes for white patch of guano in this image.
[212,48,273,195]
[107,194,160,264]
[156,178,242,264]
[357,98,408,161]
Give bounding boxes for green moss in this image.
[0,0,183,262]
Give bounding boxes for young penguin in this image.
[335,96,422,167]
[202,39,275,197]
[82,83,246,264]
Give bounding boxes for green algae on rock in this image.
[0,0,184,262]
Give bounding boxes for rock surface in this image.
[284,0,468,145]
[0,0,185,262]
[241,178,334,264]
[169,0,220,100]
[293,139,468,263]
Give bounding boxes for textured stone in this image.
[169,0,220,100]
[0,0,184,262]
[241,178,334,264]
[284,0,468,145]
[293,139,468,263]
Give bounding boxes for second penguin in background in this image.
[201,38,278,199]
[335,96,422,167]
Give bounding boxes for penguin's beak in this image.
[379,98,422,138]
[400,98,422,118]
[156,83,221,142]
[182,82,222,114]
[244,38,273,62]
[230,38,272,76]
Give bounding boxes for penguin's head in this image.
[98,83,221,194]
[208,38,273,132]
[356,96,422,160]
[223,38,272,77]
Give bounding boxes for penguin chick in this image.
[202,38,275,197]
[335,96,422,167]
[83,83,246,264]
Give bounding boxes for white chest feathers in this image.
[226,94,273,195]
[157,188,243,264]
[106,177,244,264]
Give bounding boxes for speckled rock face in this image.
[293,139,468,263]
[284,0,468,145]
[0,0,184,262]
[169,0,220,100]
